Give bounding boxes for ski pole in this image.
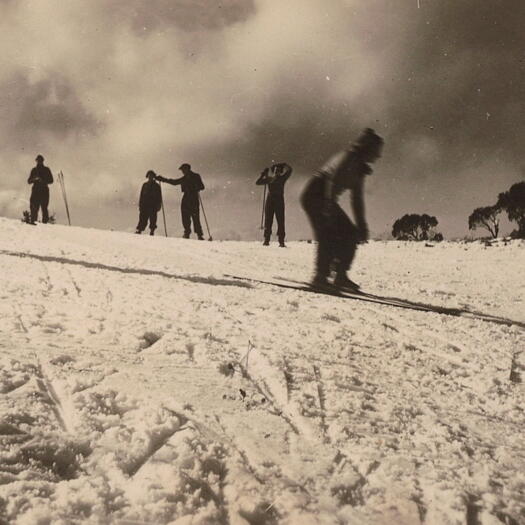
[159,183,168,237]
[260,184,266,230]
[198,194,212,241]
[60,171,71,226]
[60,172,71,226]
[58,171,72,226]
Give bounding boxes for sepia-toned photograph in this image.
[0,1,524,523]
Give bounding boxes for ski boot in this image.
[333,274,360,293]
[310,275,336,293]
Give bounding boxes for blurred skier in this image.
[156,163,205,239]
[27,154,53,224]
[301,128,383,292]
[136,170,162,235]
[256,162,293,247]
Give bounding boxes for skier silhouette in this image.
[301,128,383,291]
[156,164,205,239]
[256,162,292,247]
[27,154,53,224]
[136,170,162,235]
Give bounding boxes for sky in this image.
[0,0,524,240]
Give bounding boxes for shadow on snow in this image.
[0,250,252,289]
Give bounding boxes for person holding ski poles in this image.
[155,163,205,239]
[136,170,162,235]
[300,128,383,292]
[256,162,292,247]
[27,154,54,224]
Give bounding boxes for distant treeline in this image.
[392,181,525,241]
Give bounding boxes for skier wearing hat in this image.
[27,154,54,224]
[155,163,205,239]
[301,128,384,292]
[136,170,162,235]
[256,162,293,247]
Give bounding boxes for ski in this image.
[224,274,525,329]
[225,274,437,312]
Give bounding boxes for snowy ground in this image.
[0,217,524,525]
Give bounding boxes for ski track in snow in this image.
[0,217,524,524]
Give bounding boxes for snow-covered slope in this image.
[0,218,523,525]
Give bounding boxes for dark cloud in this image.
[384,2,525,162]
[189,95,364,177]
[113,0,256,33]
[0,73,102,143]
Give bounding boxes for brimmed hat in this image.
[179,163,191,170]
[35,154,44,161]
[146,170,156,178]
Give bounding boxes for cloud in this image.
[0,190,26,218]
[111,0,257,33]
[0,73,102,142]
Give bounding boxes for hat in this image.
[179,163,191,170]
[35,154,44,161]
[146,170,156,178]
[354,128,383,151]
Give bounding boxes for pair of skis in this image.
[57,171,71,226]
[224,274,525,329]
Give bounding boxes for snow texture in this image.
[0,217,524,524]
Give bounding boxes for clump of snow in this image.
[137,330,163,351]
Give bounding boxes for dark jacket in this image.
[28,165,53,192]
[157,171,204,194]
[256,163,292,197]
[139,180,162,211]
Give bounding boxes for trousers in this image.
[264,194,285,242]
[137,207,158,232]
[300,177,358,278]
[181,194,203,237]
[30,187,50,224]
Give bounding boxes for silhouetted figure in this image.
[301,128,383,292]
[256,162,292,247]
[27,154,53,224]
[156,164,205,239]
[136,170,162,235]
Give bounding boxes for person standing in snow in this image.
[256,162,293,247]
[136,170,162,235]
[301,128,383,292]
[27,154,53,224]
[156,164,205,239]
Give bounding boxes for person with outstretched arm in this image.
[27,154,53,224]
[300,128,383,292]
[156,163,205,239]
[256,162,293,247]
[136,170,162,235]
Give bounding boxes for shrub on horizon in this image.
[392,213,442,241]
